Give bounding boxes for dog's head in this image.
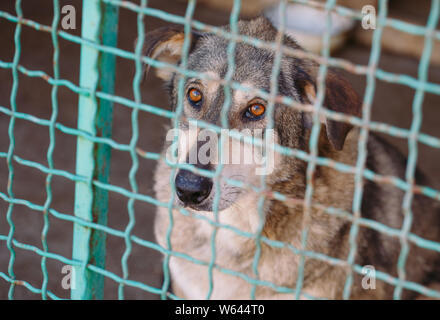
[143,17,361,212]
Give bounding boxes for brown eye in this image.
[245,103,266,119]
[188,88,202,106]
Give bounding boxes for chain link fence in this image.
[1,0,440,299]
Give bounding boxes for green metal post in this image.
[72,0,119,299]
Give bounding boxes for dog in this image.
[143,16,440,299]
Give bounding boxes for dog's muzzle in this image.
[175,169,212,206]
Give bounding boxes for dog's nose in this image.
[175,169,212,205]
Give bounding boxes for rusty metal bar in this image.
[72,0,119,300]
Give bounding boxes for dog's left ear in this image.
[136,26,203,81]
[297,68,362,151]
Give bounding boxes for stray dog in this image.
[143,16,440,299]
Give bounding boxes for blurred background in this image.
[0,0,439,299]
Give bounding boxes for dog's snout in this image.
[175,170,212,205]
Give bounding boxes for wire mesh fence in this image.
[1,0,440,300]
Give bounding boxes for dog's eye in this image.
[245,103,266,120]
[187,88,203,107]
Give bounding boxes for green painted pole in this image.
[72,0,119,300]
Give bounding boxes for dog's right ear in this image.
[137,26,203,81]
[295,67,362,151]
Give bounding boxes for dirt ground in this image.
[0,0,439,299]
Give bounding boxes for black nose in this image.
[175,169,212,205]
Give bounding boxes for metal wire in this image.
[1,0,440,300]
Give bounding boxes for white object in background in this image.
[265,3,355,53]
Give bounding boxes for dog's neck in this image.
[263,128,359,243]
